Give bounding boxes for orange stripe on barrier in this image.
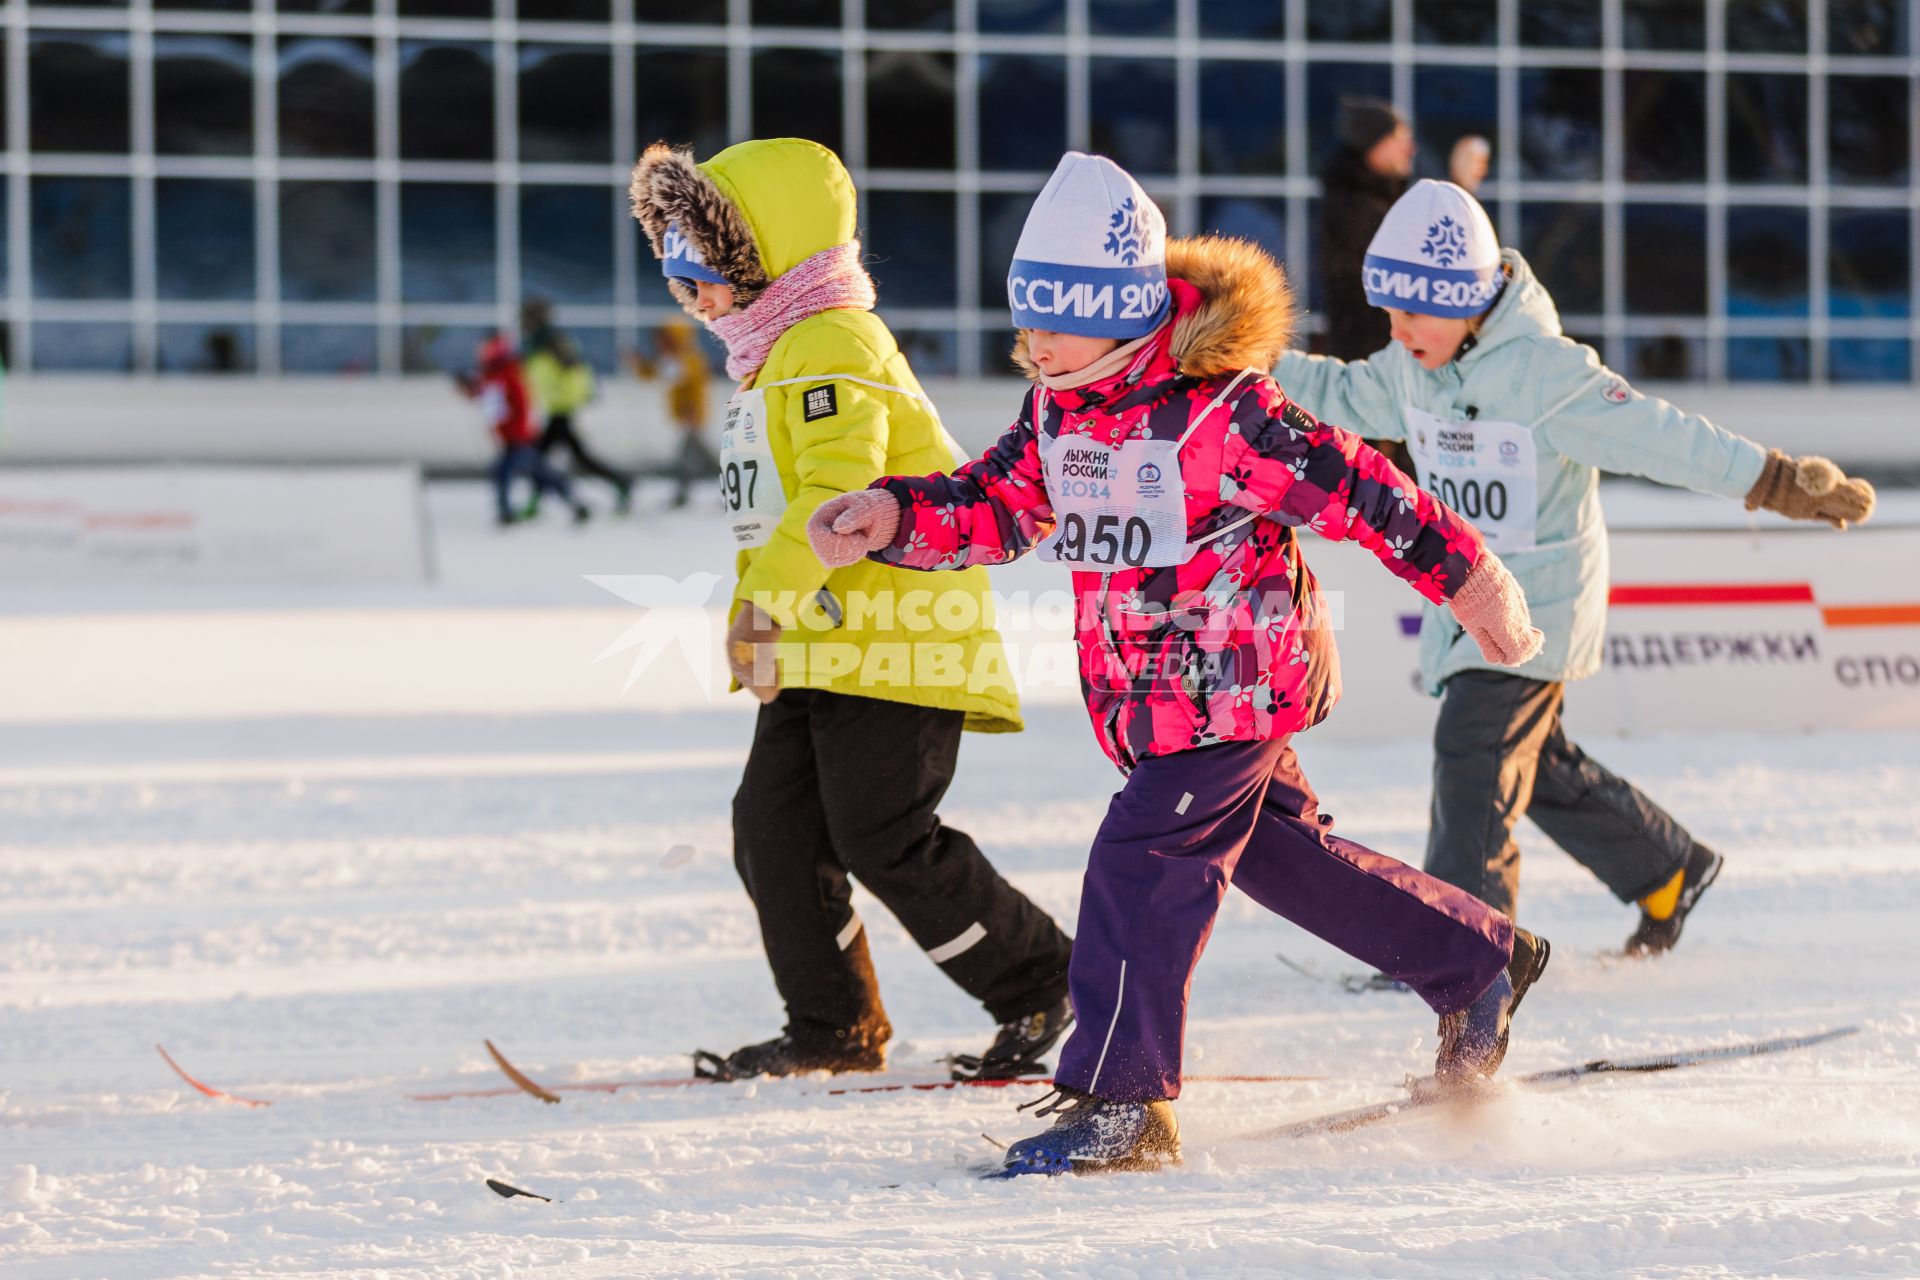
[1610,583,1815,606]
[1820,605,1920,628]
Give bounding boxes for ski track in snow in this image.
[3,487,1919,1279]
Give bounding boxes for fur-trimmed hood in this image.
[630,138,857,314]
[1011,235,1296,380]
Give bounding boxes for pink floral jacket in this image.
[869,251,1485,770]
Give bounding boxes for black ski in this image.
[486,1178,555,1202]
[1253,1025,1860,1140]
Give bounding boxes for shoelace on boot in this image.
[1017,1086,1091,1119]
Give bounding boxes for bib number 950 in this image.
[1056,512,1153,567]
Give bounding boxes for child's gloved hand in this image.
[1744,450,1876,530]
[726,604,782,703]
[1449,552,1545,667]
[808,489,903,567]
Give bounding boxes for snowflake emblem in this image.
[1104,198,1151,265]
[1422,216,1468,266]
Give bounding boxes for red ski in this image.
[155,1044,273,1108]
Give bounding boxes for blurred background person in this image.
[456,332,589,528]
[1449,134,1492,194]
[631,320,719,510]
[1319,94,1416,470]
[521,300,634,516]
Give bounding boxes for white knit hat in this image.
[1363,179,1502,318]
[1007,152,1169,338]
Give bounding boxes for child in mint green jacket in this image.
[1279,179,1874,954]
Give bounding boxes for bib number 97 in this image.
[723,459,760,513]
[1432,476,1508,524]
[1057,512,1153,566]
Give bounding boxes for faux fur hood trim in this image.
[629,143,772,312]
[1011,235,1297,381]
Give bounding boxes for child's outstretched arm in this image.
[1273,346,1406,441]
[809,390,1055,571]
[1220,381,1542,665]
[1530,343,1873,527]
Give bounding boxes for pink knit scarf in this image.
[709,242,877,381]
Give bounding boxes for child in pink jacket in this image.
[810,153,1548,1177]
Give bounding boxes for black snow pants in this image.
[1424,670,1701,918]
[537,413,632,494]
[732,688,1073,1045]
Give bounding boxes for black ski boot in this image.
[1436,924,1551,1086]
[991,1086,1180,1178]
[949,995,1073,1082]
[691,1024,888,1082]
[1624,845,1724,956]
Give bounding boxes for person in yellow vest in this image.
[631,136,1074,1082]
[521,299,634,515]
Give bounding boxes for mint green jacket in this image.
[1278,249,1768,693]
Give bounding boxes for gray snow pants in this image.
[1423,670,1700,918]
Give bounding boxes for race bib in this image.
[718,387,787,548]
[1402,405,1539,553]
[1035,432,1193,569]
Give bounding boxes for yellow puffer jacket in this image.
[630,137,1021,733]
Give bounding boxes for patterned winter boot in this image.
[1435,924,1552,1087]
[990,1087,1180,1178]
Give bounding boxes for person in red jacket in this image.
[457,334,590,527]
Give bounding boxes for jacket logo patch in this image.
[802,384,838,421]
[1602,379,1630,404]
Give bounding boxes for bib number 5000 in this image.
[1057,512,1153,567]
[722,459,761,513]
[1431,475,1509,523]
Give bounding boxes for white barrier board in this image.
[0,465,431,585]
[1306,525,1920,740]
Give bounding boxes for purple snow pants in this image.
[1054,736,1515,1102]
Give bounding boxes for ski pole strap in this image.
[1176,367,1257,448]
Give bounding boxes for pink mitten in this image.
[1449,552,1545,667]
[808,489,903,567]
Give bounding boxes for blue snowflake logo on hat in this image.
[1421,216,1468,266]
[1104,198,1150,265]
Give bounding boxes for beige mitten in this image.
[726,604,782,703]
[1744,450,1876,529]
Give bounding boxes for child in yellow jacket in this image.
[632,136,1073,1083]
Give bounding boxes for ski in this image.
[1255,1025,1861,1140]
[831,1072,1320,1096]
[155,1044,273,1109]
[485,1178,554,1203]
[484,1038,561,1103]
[469,1041,1328,1103]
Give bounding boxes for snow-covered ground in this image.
[3,484,1918,1279]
